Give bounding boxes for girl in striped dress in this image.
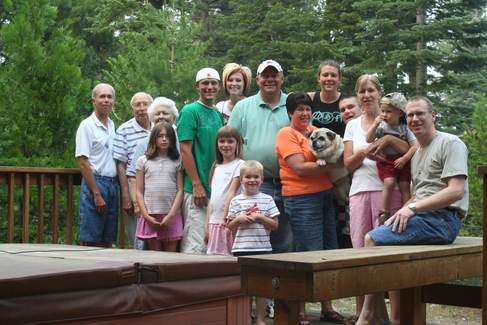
[135,122,184,251]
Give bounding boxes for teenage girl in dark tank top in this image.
[307,60,346,137]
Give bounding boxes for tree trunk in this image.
[416,4,426,96]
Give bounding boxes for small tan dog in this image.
[307,128,350,202]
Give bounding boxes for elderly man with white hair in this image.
[114,92,154,249]
[126,97,180,245]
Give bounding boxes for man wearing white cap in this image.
[177,67,224,254]
[228,60,294,256]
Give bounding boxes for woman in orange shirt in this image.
[275,92,349,325]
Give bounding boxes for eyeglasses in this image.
[406,110,430,119]
[133,102,151,108]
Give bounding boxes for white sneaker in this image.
[266,298,274,319]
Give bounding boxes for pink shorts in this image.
[349,190,402,248]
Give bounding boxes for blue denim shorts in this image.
[79,175,119,243]
[368,209,462,246]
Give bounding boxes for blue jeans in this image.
[79,175,119,243]
[284,188,337,252]
[260,181,295,253]
[368,209,462,246]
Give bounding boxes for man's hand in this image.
[94,192,107,214]
[122,194,133,214]
[386,206,415,233]
[193,183,208,207]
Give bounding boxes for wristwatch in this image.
[408,202,417,214]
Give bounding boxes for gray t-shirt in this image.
[375,122,416,155]
[411,132,469,217]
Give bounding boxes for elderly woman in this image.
[215,63,252,124]
[127,97,179,218]
[343,75,408,324]
[275,92,348,325]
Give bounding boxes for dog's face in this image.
[307,128,337,154]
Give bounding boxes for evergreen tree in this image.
[50,0,120,83]
[0,0,90,167]
[93,0,210,124]
[348,0,487,97]
[461,88,487,235]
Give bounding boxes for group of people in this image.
[75,58,469,325]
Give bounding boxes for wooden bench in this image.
[238,236,482,324]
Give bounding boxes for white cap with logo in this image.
[257,60,283,74]
[196,68,220,83]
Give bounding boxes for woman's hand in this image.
[365,137,389,156]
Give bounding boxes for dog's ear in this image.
[326,132,336,141]
[306,130,313,139]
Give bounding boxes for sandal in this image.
[345,315,358,324]
[299,314,311,325]
[378,210,390,225]
[319,310,348,323]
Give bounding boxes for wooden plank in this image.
[422,283,482,308]
[243,252,482,302]
[238,237,482,272]
[7,172,15,243]
[0,166,81,174]
[37,173,45,244]
[274,299,300,325]
[311,253,482,301]
[226,296,250,325]
[400,287,426,325]
[22,173,30,243]
[52,174,59,244]
[66,174,73,245]
[244,266,309,301]
[0,170,82,186]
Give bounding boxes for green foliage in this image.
[0,0,90,168]
[94,0,210,124]
[461,88,487,236]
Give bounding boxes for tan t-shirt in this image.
[411,132,469,217]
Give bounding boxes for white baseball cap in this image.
[257,60,283,74]
[196,68,220,83]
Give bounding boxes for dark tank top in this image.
[311,91,346,137]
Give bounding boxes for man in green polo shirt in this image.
[177,68,224,254]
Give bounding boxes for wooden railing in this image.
[0,166,126,247]
[478,165,487,323]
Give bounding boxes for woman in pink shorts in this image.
[343,75,410,325]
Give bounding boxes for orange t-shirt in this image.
[275,126,333,197]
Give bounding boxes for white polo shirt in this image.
[75,113,117,177]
